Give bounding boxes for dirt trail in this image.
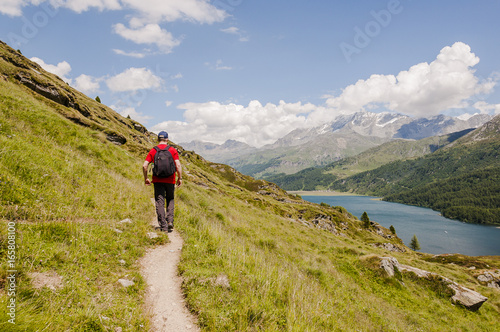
[141,229,200,331]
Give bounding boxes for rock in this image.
[380,257,488,311]
[29,271,63,290]
[477,271,500,289]
[147,232,159,239]
[380,257,400,277]
[372,243,406,253]
[214,274,230,289]
[119,259,126,265]
[119,218,132,224]
[448,283,488,311]
[118,279,134,287]
[106,133,127,145]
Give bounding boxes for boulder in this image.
[379,257,488,311]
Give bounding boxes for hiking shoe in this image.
[167,222,174,233]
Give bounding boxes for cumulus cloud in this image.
[473,101,500,115]
[0,0,26,16]
[52,0,121,13]
[73,74,100,94]
[2,0,227,52]
[30,57,72,83]
[106,67,163,92]
[150,42,499,147]
[325,42,494,117]
[151,100,315,147]
[113,23,181,53]
[113,105,153,123]
[121,0,227,25]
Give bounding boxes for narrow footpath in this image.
[141,229,200,331]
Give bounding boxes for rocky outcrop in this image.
[476,270,500,289]
[371,242,406,253]
[15,72,92,118]
[380,257,488,311]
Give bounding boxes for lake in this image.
[301,194,500,256]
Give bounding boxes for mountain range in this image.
[182,111,492,178]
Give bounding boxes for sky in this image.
[1,0,499,147]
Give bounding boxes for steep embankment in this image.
[1,41,499,331]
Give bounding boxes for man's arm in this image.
[175,160,182,187]
[143,160,151,185]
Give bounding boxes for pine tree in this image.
[389,225,396,234]
[95,96,101,103]
[361,212,370,228]
[410,234,421,251]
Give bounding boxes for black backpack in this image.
[153,146,176,178]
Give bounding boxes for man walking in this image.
[143,131,182,232]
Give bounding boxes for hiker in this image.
[143,131,182,232]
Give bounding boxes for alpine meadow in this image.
[1,40,500,332]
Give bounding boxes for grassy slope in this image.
[0,44,169,331]
[0,42,499,331]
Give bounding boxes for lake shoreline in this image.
[289,190,366,197]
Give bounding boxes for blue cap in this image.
[158,131,168,139]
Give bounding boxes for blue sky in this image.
[1,0,499,146]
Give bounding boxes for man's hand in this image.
[145,178,152,186]
[176,178,182,187]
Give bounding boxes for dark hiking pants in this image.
[154,182,175,230]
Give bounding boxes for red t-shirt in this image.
[145,145,179,184]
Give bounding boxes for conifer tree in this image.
[361,212,370,228]
[389,225,396,234]
[410,234,421,251]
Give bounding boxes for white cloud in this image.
[205,59,232,71]
[30,56,72,83]
[50,0,121,13]
[73,74,100,94]
[325,42,494,117]
[165,100,173,107]
[220,26,249,42]
[112,105,153,123]
[113,49,146,58]
[150,42,500,147]
[0,0,26,16]
[113,23,181,54]
[221,26,239,35]
[121,0,227,25]
[106,67,163,92]
[473,101,500,115]
[151,100,315,147]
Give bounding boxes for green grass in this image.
[0,77,167,331]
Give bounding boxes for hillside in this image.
[268,130,472,190]
[1,41,499,331]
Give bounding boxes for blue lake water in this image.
[302,195,500,256]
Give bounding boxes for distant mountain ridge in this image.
[182,111,492,178]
